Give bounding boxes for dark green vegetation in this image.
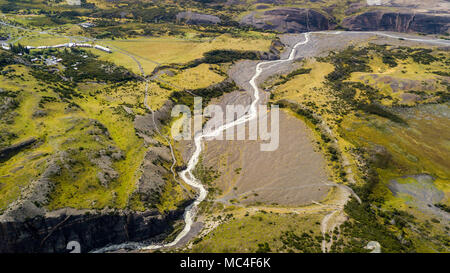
[9,43,30,55]
[170,79,237,108]
[368,44,438,67]
[0,137,35,163]
[200,50,259,64]
[323,46,401,122]
[332,198,415,253]
[271,44,449,252]
[274,68,311,86]
[0,51,18,69]
[359,103,406,125]
[56,48,137,83]
[279,230,322,253]
[178,49,261,70]
[277,100,320,125]
[192,157,221,196]
[435,203,450,213]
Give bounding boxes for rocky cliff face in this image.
[176,11,221,25]
[0,138,37,163]
[0,208,185,253]
[342,11,450,34]
[240,8,336,33]
[240,7,450,35]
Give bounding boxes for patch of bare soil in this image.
[202,110,331,206]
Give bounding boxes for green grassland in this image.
[0,60,149,211]
[19,34,71,47]
[97,33,272,74]
[190,210,325,253]
[270,44,449,159]
[269,43,450,252]
[159,63,225,90]
[1,1,449,253]
[0,46,166,212]
[0,30,250,213]
[341,108,450,188]
[337,107,450,252]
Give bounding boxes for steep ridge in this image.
[342,11,450,34]
[0,208,185,253]
[240,8,450,35]
[240,8,336,33]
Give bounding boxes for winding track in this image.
[110,44,181,188]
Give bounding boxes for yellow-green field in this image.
[349,52,449,106]
[99,34,273,74]
[160,64,226,90]
[190,210,325,253]
[265,44,450,251]
[19,34,70,47]
[270,59,336,121]
[340,107,450,205]
[0,64,147,211]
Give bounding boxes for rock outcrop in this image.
[90,146,124,187]
[176,11,221,25]
[0,156,61,222]
[342,11,450,34]
[0,208,185,253]
[135,146,173,206]
[239,7,450,35]
[262,37,285,60]
[0,96,17,116]
[134,100,174,142]
[0,138,37,163]
[240,8,335,33]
